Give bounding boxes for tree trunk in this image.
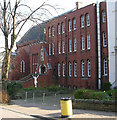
[2,50,11,81]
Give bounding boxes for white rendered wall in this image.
[107,0,117,88]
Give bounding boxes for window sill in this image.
[81,26,84,29]
[103,74,108,77]
[86,25,90,27]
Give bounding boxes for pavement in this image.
[0,94,117,120]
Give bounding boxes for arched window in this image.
[73,18,76,30]
[81,15,84,28]
[102,10,106,23]
[86,14,90,26]
[39,64,47,75]
[104,59,107,76]
[21,60,25,73]
[62,22,65,34]
[68,20,72,32]
[87,60,91,77]
[81,60,84,77]
[62,62,65,77]
[74,61,77,77]
[69,62,72,77]
[103,32,107,47]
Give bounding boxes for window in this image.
[52,26,54,36]
[87,60,91,77]
[87,34,90,49]
[58,24,61,34]
[58,41,61,54]
[58,63,61,77]
[62,23,65,34]
[41,47,44,62]
[52,43,55,55]
[69,62,72,77]
[21,60,25,73]
[74,61,77,77]
[49,27,51,37]
[69,39,72,52]
[74,37,77,52]
[103,32,107,47]
[81,60,84,77]
[102,10,106,23]
[69,20,72,32]
[86,14,90,26]
[62,41,65,53]
[81,15,84,28]
[49,44,51,55]
[104,59,107,76]
[73,18,76,30]
[82,36,85,50]
[62,62,65,77]
[32,54,38,74]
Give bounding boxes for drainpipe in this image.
[65,16,68,87]
[97,1,102,89]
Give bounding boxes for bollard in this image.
[33,92,35,101]
[60,97,72,118]
[25,91,28,101]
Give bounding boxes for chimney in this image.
[76,2,79,10]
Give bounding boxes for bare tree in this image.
[0,0,57,83]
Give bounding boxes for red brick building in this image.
[9,2,108,90]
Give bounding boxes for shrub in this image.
[74,89,93,99]
[102,82,112,91]
[91,91,110,100]
[74,89,110,100]
[106,89,117,100]
[7,82,23,99]
[48,86,61,92]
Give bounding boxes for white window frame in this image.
[87,34,90,50]
[69,39,72,52]
[74,37,77,52]
[62,41,65,53]
[21,60,25,73]
[87,60,91,77]
[69,62,72,77]
[81,60,84,77]
[73,18,76,30]
[49,44,51,55]
[82,36,85,50]
[74,61,77,77]
[102,10,106,23]
[52,26,54,36]
[104,59,107,76]
[69,20,72,32]
[62,23,65,34]
[58,24,61,35]
[49,27,51,37]
[62,62,65,77]
[52,43,55,55]
[86,14,90,26]
[81,15,84,28]
[58,41,61,54]
[103,32,107,47]
[58,63,61,77]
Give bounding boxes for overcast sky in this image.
[0,0,105,51]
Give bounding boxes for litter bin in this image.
[60,97,72,118]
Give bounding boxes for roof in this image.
[17,23,46,46]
